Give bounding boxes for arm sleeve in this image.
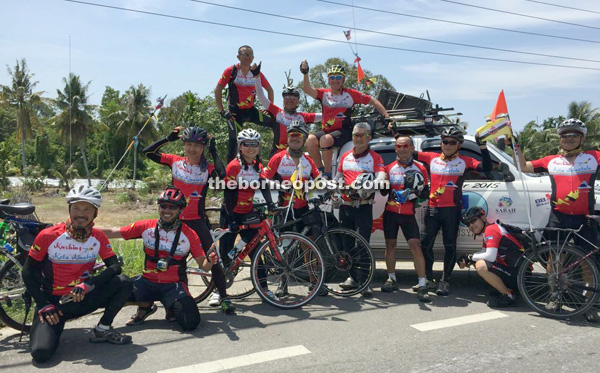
[210,147,226,179]
[471,247,498,262]
[416,161,430,199]
[143,138,170,163]
[22,256,52,307]
[254,75,272,109]
[86,255,121,287]
[477,148,492,173]
[380,164,391,196]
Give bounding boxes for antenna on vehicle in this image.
[426,90,431,102]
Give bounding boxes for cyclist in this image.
[380,135,430,302]
[335,122,386,296]
[261,121,326,296]
[22,186,133,363]
[515,118,600,321]
[252,63,322,156]
[300,61,389,179]
[221,129,276,297]
[101,186,218,330]
[215,45,275,162]
[458,207,524,308]
[416,128,491,296]
[143,126,234,314]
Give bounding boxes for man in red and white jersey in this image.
[215,45,275,162]
[517,118,599,321]
[300,62,389,178]
[380,135,430,302]
[458,207,525,308]
[102,186,218,331]
[22,186,133,363]
[415,127,492,296]
[335,122,386,296]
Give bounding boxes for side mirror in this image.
[498,163,515,182]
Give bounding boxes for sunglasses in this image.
[328,75,344,80]
[159,203,180,211]
[442,139,459,146]
[395,144,412,149]
[352,133,369,139]
[241,142,260,148]
[288,132,304,139]
[560,133,581,139]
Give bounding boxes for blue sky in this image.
[2,0,599,134]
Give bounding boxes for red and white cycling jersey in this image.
[316,88,371,133]
[385,160,429,215]
[225,158,263,214]
[481,223,524,268]
[530,151,600,215]
[160,153,215,221]
[120,219,203,284]
[417,152,481,208]
[266,103,321,152]
[338,149,385,202]
[29,224,115,296]
[262,150,321,209]
[218,64,271,110]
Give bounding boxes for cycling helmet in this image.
[287,120,309,136]
[158,186,187,208]
[557,118,587,136]
[282,87,300,98]
[182,127,209,144]
[237,128,262,146]
[461,207,486,225]
[441,127,465,144]
[404,170,425,195]
[327,64,346,77]
[66,185,102,208]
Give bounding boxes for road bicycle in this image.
[185,204,325,309]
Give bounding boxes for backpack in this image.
[497,220,533,249]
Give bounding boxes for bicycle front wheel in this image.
[0,257,35,332]
[251,233,325,309]
[315,228,374,296]
[186,257,214,303]
[517,244,600,319]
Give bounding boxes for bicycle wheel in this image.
[186,257,214,303]
[187,256,256,303]
[0,257,35,332]
[517,244,600,319]
[251,233,325,309]
[314,228,374,296]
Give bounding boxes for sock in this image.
[388,273,397,282]
[418,277,427,287]
[506,289,515,299]
[96,323,110,332]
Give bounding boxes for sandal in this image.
[126,304,158,326]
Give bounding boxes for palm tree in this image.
[53,73,101,186]
[0,59,44,174]
[567,101,598,123]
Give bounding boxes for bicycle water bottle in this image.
[228,239,247,260]
[3,242,14,253]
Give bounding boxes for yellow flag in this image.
[290,164,304,200]
[476,117,513,143]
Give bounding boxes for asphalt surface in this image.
[1,263,599,373]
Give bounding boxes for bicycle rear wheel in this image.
[0,257,35,332]
[251,233,325,309]
[517,244,600,319]
[315,228,374,296]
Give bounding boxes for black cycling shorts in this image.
[383,210,420,241]
[130,276,191,310]
[485,260,518,290]
[312,130,352,149]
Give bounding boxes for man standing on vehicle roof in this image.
[515,118,600,322]
[22,186,133,363]
[300,61,389,179]
[416,127,492,296]
[335,122,386,297]
[215,45,275,162]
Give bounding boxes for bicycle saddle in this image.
[0,203,36,216]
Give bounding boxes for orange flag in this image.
[357,62,365,82]
[490,90,508,120]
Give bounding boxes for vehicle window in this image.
[377,149,397,166]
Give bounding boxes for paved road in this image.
[1,264,599,372]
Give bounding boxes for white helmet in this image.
[557,118,587,136]
[66,185,102,208]
[237,128,261,146]
[351,173,376,199]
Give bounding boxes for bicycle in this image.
[273,191,375,296]
[516,223,600,319]
[185,204,326,309]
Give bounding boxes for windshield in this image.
[487,143,514,166]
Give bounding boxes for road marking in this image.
[410,311,508,332]
[157,345,311,373]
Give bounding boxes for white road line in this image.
[157,345,311,373]
[410,311,509,332]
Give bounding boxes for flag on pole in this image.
[155,95,167,111]
[354,56,361,63]
[343,30,351,40]
[289,164,304,200]
[490,90,508,121]
[357,62,365,82]
[476,117,513,142]
[365,77,377,86]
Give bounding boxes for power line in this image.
[316,0,600,45]
[190,0,600,64]
[438,0,600,30]
[63,0,600,71]
[524,0,600,15]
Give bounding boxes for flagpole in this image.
[509,122,534,232]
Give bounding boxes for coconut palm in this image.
[0,59,44,174]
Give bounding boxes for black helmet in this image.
[158,186,187,208]
[404,170,425,195]
[182,127,209,144]
[287,120,309,136]
[461,207,485,225]
[282,87,300,98]
[441,127,465,144]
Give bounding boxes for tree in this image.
[0,59,44,174]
